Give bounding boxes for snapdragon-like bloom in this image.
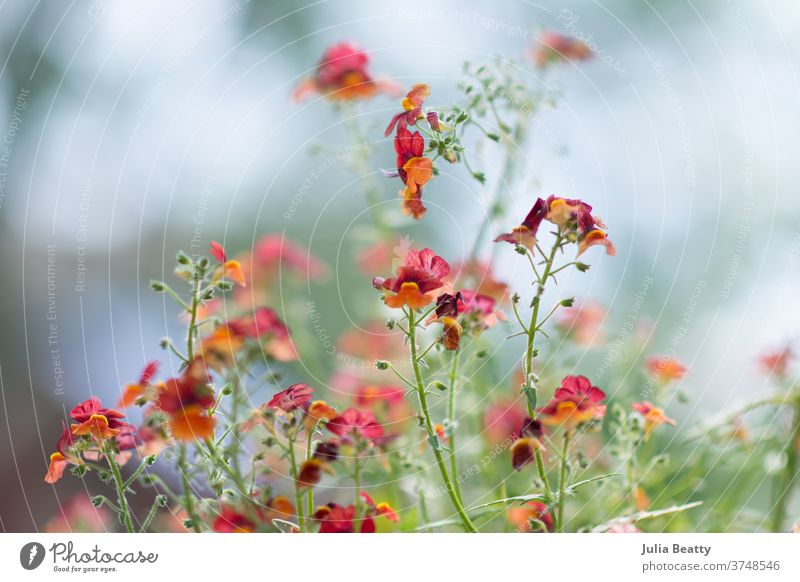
[538,375,607,428]
[646,356,687,383]
[531,30,593,68]
[266,383,315,413]
[383,84,438,220]
[327,408,384,442]
[495,195,615,256]
[212,497,295,533]
[156,358,216,441]
[313,503,374,533]
[293,42,399,102]
[632,401,676,440]
[209,241,246,287]
[46,398,137,483]
[558,300,606,346]
[372,247,450,309]
[511,416,545,470]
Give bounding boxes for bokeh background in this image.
[1,0,799,531]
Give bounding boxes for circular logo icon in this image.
[20,542,46,570]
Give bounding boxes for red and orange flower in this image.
[293,42,399,102]
[531,30,593,68]
[538,375,607,428]
[632,401,676,440]
[156,358,216,441]
[372,247,450,309]
[495,195,615,257]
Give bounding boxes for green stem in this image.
[770,399,800,531]
[408,309,477,532]
[306,426,316,518]
[524,232,562,384]
[287,436,306,532]
[104,443,135,533]
[178,444,202,532]
[186,270,201,360]
[627,441,639,514]
[353,456,362,523]
[447,351,465,503]
[557,429,571,532]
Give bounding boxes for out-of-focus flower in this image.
[758,347,791,379]
[209,241,246,287]
[266,384,315,414]
[212,497,295,533]
[495,196,614,257]
[539,375,606,428]
[118,361,159,408]
[156,358,216,441]
[360,492,399,523]
[327,408,384,442]
[531,30,593,68]
[483,400,527,444]
[44,495,111,533]
[250,234,327,281]
[230,307,298,362]
[632,401,676,440]
[508,501,554,532]
[305,400,338,431]
[447,259,509,305]
[313,503,375,533]
[198,325,245,371]
[557,300,606,346]
[293,42,399,102]
[646,356,687,383]
[337,321,406,365]
[607,523,642,533]
[373,247,450,309]
[510,416,545,470]
[45,422,78,484]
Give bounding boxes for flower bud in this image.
[375,360,390,370]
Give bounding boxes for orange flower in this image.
[209,241,246,286]
[45,452,69,484]
[168,405,216,441]
[118,361,159,408]
[71,414,120,440]
[646,356,687,383]
[632,401,676,440]
[402,156,432,194]
[511,437,544,470]
[199,325,245,371]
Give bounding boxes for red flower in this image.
[495,195,615,257]
[293,42,399,102]
[209,241,246,287]
[228,307,298,363]
[372,247,450,309]
[539,375,606,428]
[758,347,791,379]
[360,492,399,523]
[483,401,527,444]
[313,503,375,533]
[251,234,326,280]
[212,506,258,533]
[71,397,127,429]
[266,384,315,413]
[327,408,384,442]
[531,31,593,68]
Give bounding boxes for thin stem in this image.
[353,456,362,521]
[524,232,562,383]
[186,268,201,360]
[557,429,571,532]
[306,426,316,518]
[178,444,202,532]
[408,309,477,532]
[447,351,465,504]
[770,398,800,531]
[287,436,306,533]
[104,443,135,533]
